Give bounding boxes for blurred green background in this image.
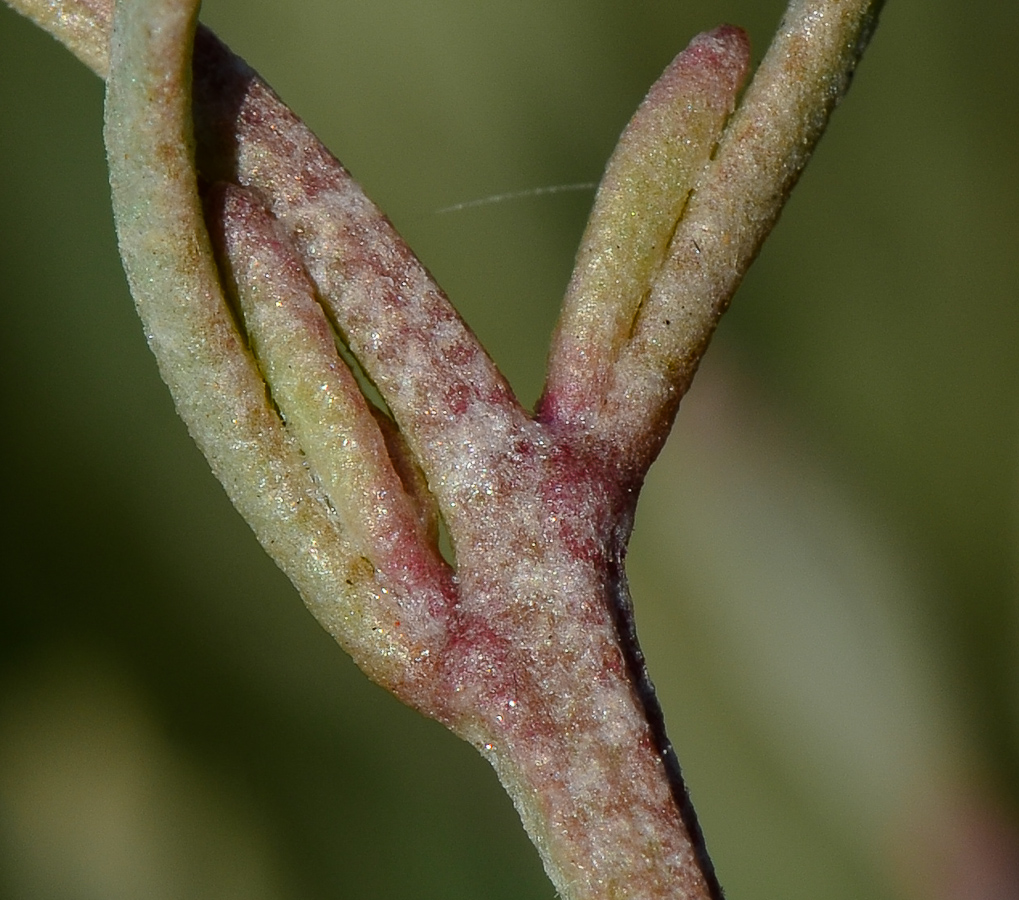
[1,1,1017,898]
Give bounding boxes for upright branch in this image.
[596,0,884,472]
[541,0,884,478]
[5,0,883,897]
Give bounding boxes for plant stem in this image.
[4,0,885,896]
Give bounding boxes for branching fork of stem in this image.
[3,0,882,896]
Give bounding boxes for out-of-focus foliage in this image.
[1,1,1016,899]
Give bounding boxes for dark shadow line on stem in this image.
[607,533,725,900]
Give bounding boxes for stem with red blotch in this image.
[188,25,744,897]
[11,0,885,896]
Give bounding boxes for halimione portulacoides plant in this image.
[2,0,883,896]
